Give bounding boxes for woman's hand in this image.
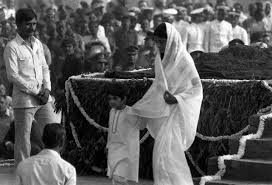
[164,91,178,105]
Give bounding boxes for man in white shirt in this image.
[229,10,249,45]
[185,8,206,53]
[204,6,233,53]
[16,123,76,185]
[173,6,189,44]
[83,20,111,54]
[4,8,59,166]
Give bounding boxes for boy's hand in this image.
[164,91,178,105]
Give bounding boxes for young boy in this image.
[106,85,146,185]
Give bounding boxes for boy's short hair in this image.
[107,84,128,100]
[15,8,37,26]
[42,123,66,149]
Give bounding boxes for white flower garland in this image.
[200,112,272,185]
[0,159,14,167]
[196,125,249,141]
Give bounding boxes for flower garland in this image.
[196,125,249,141]
[0,159,14,167]
[200,112,272,185]
[185,151,206,176]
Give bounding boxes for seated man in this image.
[0,120,43,159]
[16,123,76,185]
[84,41,109,72]
[0,95,13,151]
[0,82,12,108]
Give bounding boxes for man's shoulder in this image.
[5,38,18,48]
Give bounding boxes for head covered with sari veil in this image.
[128,22,203,150]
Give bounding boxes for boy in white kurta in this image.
[106,86,146,185]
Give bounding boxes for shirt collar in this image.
[39,149,61,158]
[15,33,36,46]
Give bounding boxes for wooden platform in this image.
[0,167,153,185]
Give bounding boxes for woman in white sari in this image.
[128,23,203,185]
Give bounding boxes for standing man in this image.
[205,6,233,53]
[4,8,59,166]
[229,10,249,45]
[185,8,206,53]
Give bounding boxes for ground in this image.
[0,167,153,185]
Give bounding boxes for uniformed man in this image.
[204,6,233,53]
[229,9,248,45]
[84,41,108,73]
[185,8,206,53]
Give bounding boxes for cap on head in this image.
[85,41,107,62]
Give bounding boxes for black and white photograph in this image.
[0,0,272,184]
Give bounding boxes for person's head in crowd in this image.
[126,45,139,66]
[175,6,187,21]
[128,7,141,16]
[46,7,56,22]
[101,13,115,34]
[56,21,66,37]
[141,7,153,22]
[66,21,75,37]
[129,13,138,30]
[92,1,105,22]
[15,8,37,40]
[58,5,67,21]
[228,39,244,47]
[6,0,15,9]
[88,20,99,36]
[190,8,204,24]
[163,8,177,24]
[254,3,264,22]
[121,15,131,31]
[233,3,243,14]
[186,3,194,15]
[0,95,8,114]
[154,0,165,9]
[255,2,263,11]
[229,9,240,28]
[61,38,76,56]
[0,83,7,96]
[85,41,107,72]
[153,13,163,29]
[88,10,98,22]
[80,1,89,9]
[42,124,66,153]
[216,0,227,6]
[138,0,148,10]
[248,3,257,17]
[168,2,177,9]
[216,6,229,22]
[2,21,12,37]
[107,84,127,110]
[265,1,272,17]
[203,5,215,21]
[144,31,155,49]
[140,17,150,32]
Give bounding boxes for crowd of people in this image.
[0,0,271,95]
[0,0,271,185]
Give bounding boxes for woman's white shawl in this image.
[128,23,203,185]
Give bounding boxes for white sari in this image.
[128,23,203,185]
